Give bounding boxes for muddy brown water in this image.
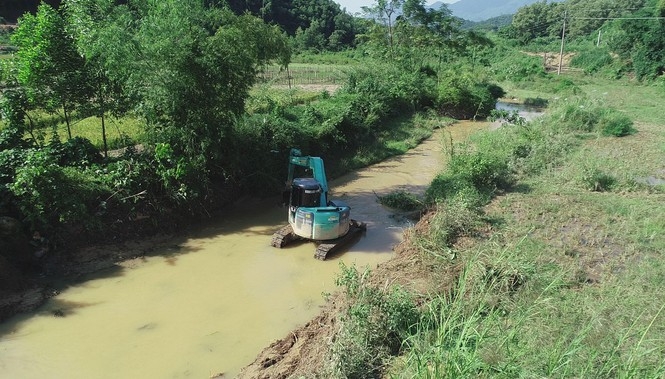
[0,121,488,379]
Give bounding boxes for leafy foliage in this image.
[9,150,109,231]
[580,167,617,191]
[608,0,665,80]
[377,190,423,212]
[570,47,614,74]
[332,263,420,378]
[435,73,505,119]
[226,0,360,52]
[598,110,636,137]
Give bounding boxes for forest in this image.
[1,0,665,376]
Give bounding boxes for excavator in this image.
[270,148,366,260]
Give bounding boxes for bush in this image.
[488,49,546,82]
[418,202,482,253]
[571,48,614,74]
[435,74,505,119]
[332,263,420,378]
[549,98,605,133]
[10,150,110,231]
[448,147,514,192]
[547,97,636,137]
[598,111,636,137]
[378,190,423,212]
[48,137,103,167]
[580,167,617,192]
[426,173,488,209]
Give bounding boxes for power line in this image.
[570,16,665,20]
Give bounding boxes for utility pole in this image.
[597,29,602,46]
[558,10,567,75]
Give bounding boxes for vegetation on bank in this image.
[335,77,665,378]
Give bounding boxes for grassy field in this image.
[385,77,665,378]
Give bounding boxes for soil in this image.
[524,51,578,73]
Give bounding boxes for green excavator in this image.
[270,148,366,260]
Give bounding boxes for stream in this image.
[0,120,490,379]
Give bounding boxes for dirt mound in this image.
[524,51,577,72]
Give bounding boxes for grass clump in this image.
[330,263,420,379]
[598,111,636,137]
[377,190,423,212]
[580,166,617,192]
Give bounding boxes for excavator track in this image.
[270,220,367,260]
[314,220,367,261]
[270,224,302,248]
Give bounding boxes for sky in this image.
[334,0,459,15]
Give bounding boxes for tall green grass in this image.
[323,80,665,378]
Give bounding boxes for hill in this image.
[431,0,562,22]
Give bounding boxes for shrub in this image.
[571,48,614,74]
[489,50,546,82]
[598,111,636,137]
[48,137,103,167]
[524,97,549,107]
[580,167,617,192]
[417,201,482,253]
[10,150,110,231]
[435,75,505,119]
[448,147,514,192]
[331,263,420,378]
[550,98,603,133]
[378,190,423,212]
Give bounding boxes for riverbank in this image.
[236,80,665,377]
[0,93,451,325]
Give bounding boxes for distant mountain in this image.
[431,0,561,22]
[460,14,513,31]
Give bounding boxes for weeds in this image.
[331,263,420,379]
[377,191,424,212]
[580,166,617,192]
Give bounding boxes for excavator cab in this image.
[289,178,322,208]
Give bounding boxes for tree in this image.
[361,0,462,67]
[11,2,89,140]
[64,0,291,205]
[362,0,403,57]
[64,0,135,158]
[609,0,665,79]
[508,0,563,43]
